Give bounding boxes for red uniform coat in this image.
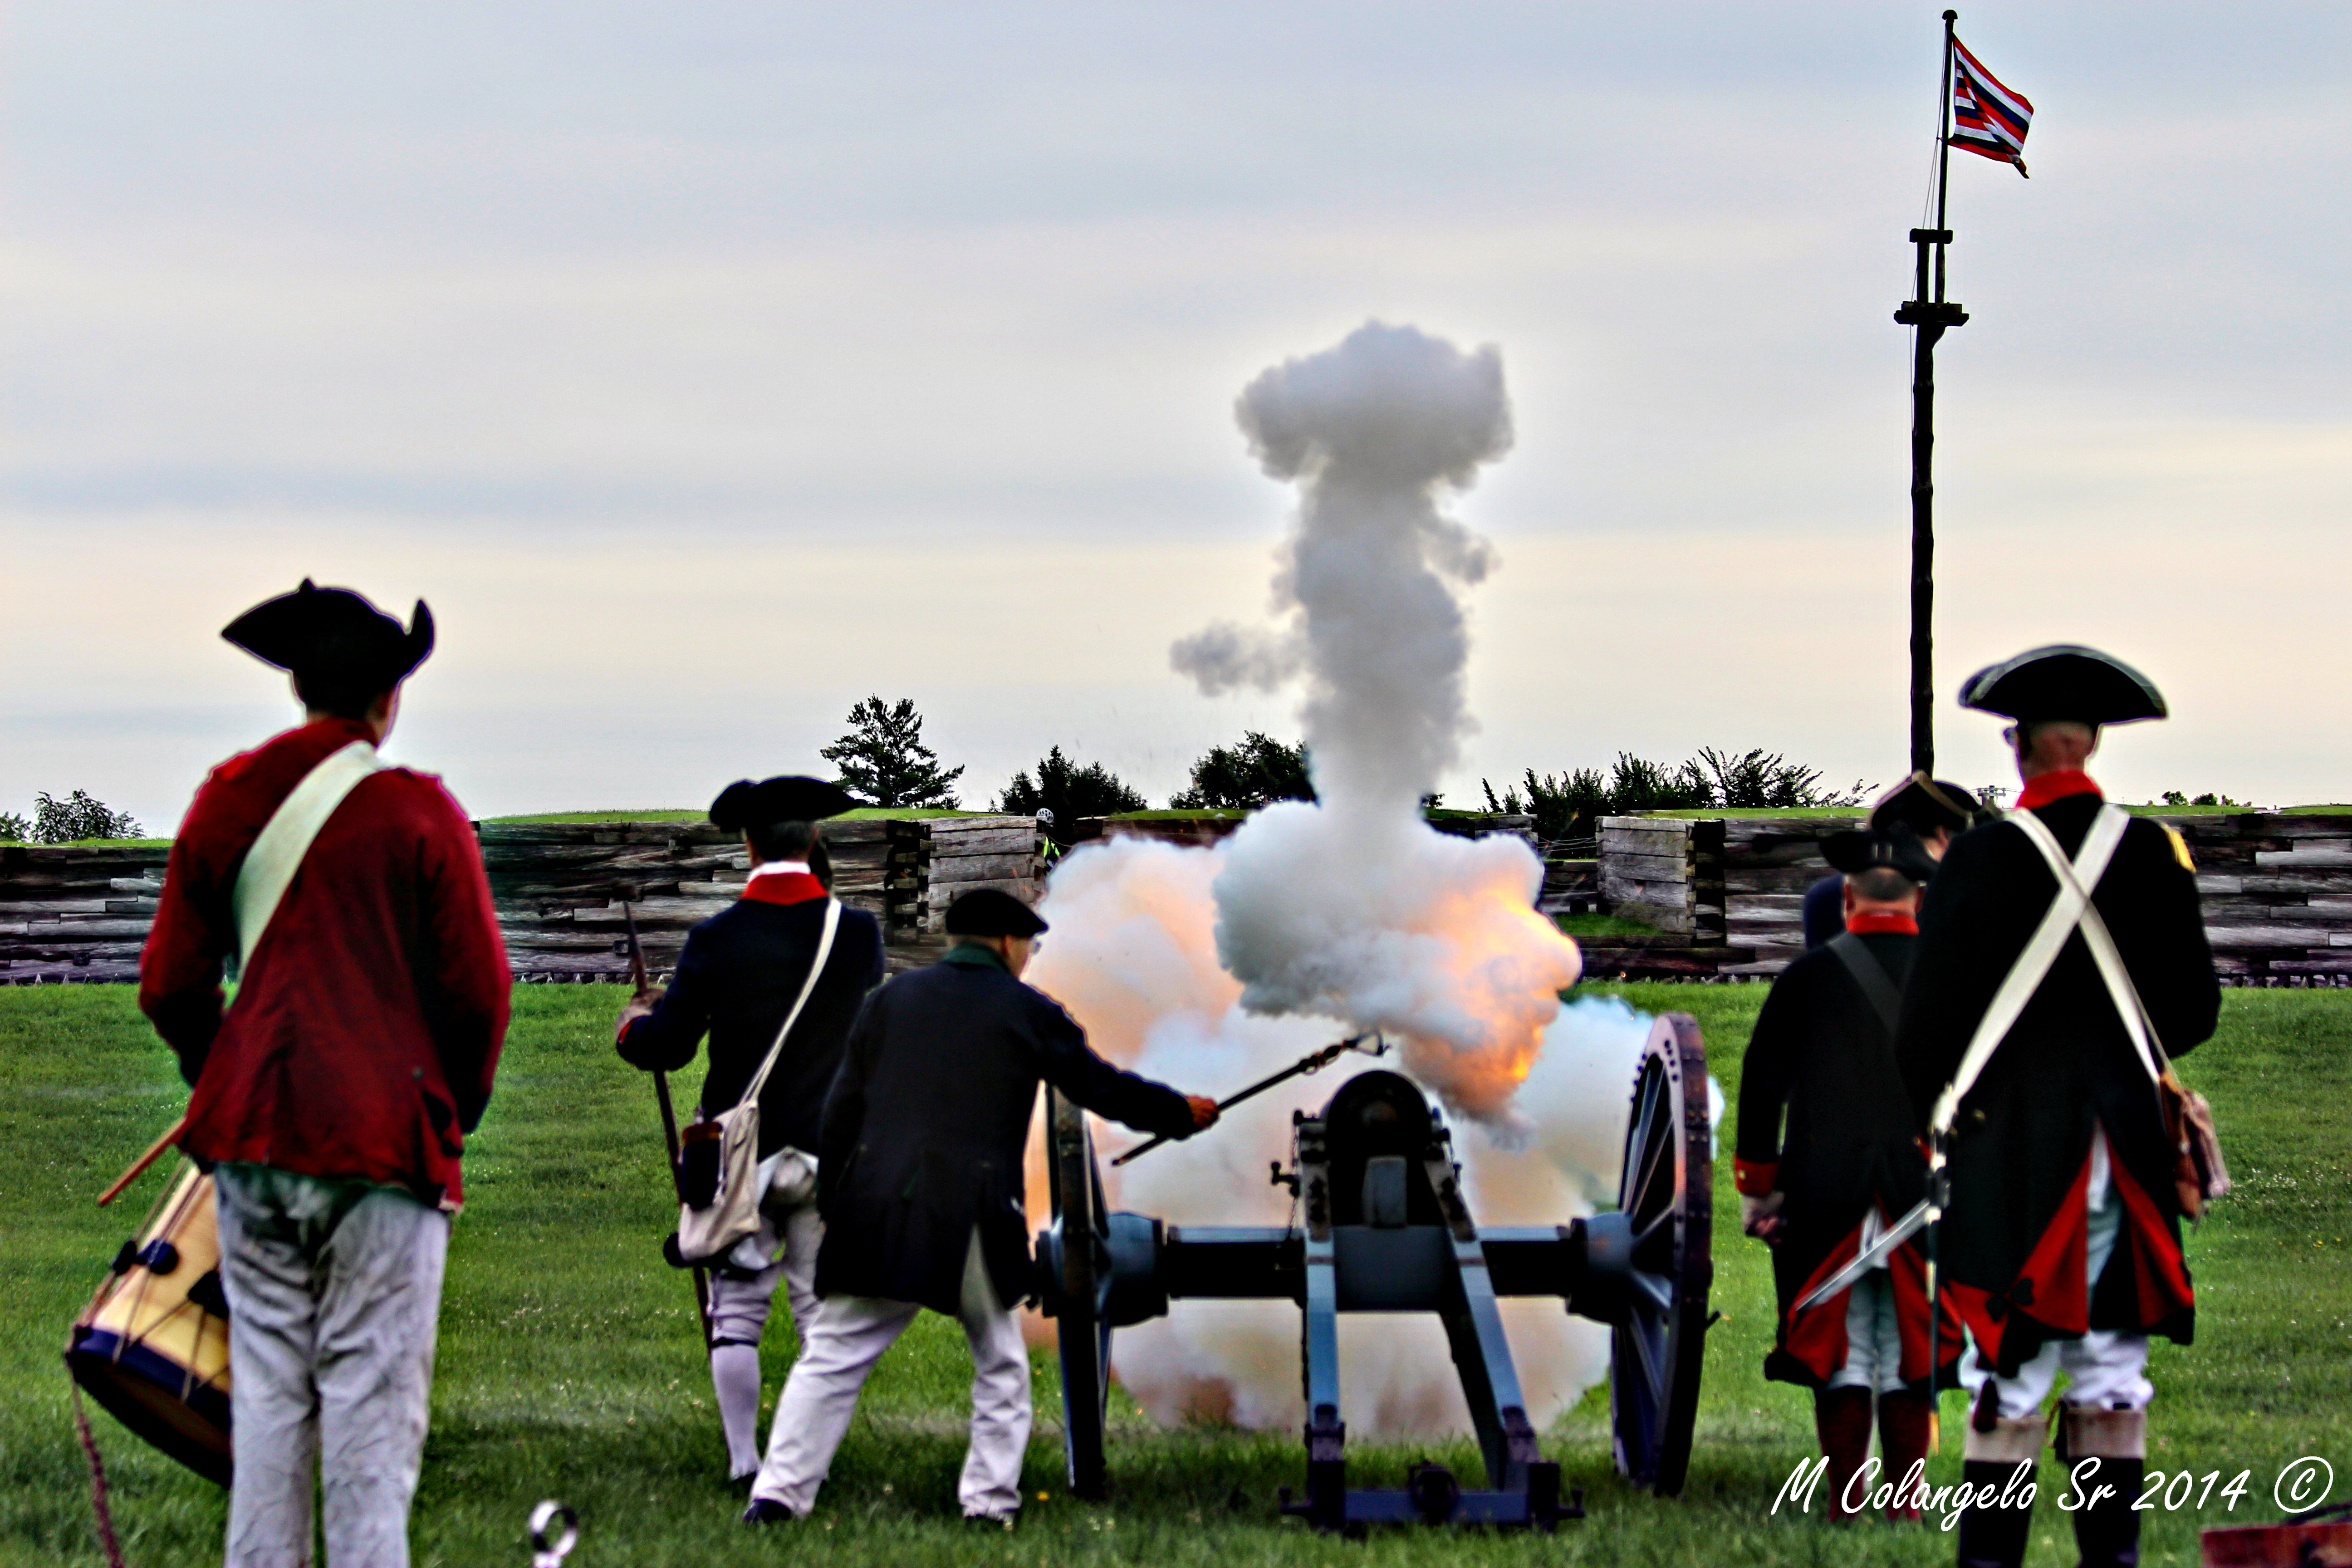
[138,718,511,1208]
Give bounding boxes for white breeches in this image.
[1989,1124,2152,1418]
[706,1148,823,1346]
[704,1149,823,1478]
[213,1164,450,1568]
[1828,1271,1907,1394]
[750,1229,1032,1519]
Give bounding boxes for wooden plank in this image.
[928,853,1039,883]
[927,827,1039,856]
[2254,846,2352,867]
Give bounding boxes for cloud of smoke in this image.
[1013,321,1656,1437]
[1027,839,1655,1433]
[1176,321,1577,1126]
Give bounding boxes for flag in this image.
[1949,38,2032,177]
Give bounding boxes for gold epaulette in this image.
[2160,823,2195,872]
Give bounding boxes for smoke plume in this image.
[1019,321,1649,1437]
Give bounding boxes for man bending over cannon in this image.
[1738,826,1959,1521]
[743,888,1220,1527]
[139,581,511,1568]
[614,775,886,1484]
[1897,646,2219,1568]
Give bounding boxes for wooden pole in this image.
[97,1114,186,1207]
[1898,11,1969,776]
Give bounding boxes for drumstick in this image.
[98,1114,187,1207]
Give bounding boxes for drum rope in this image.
[67,1381,128,1568]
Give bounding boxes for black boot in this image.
[1956,1460,2034,1568]
[2070,1458,2141,1568]
[2062,1407,2146,1568]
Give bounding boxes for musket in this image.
[1112,1033,1387,1167]
[624,900,710,1343]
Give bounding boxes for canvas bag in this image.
[1932,804,2228,1221]
[674,897,842,1264]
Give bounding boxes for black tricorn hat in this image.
[1822,828,1939,885]
[709,776,859,831]
[1960,645,2166,725]
[944,887,1048,938]
[1868,771,1983,836]
[221,579,434,689]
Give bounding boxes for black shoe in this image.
[741,1499,797,1525]
[963,1512,1017,1531]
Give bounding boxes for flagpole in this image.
[1897,10,1968,775]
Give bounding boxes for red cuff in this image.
[1734,1158,1779,1198]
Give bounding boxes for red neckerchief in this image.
[743,872,826,906]
[1846,910,1918,935]
[2016,769,2102,810]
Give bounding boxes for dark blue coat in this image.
[815,945,1199,1315]
[618,897,885,1157]
[1801,872,1845,951]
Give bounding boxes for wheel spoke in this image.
[1623,1312,1666,1405]
[1628,1269,1676,1316]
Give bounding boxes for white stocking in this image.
[710,1343,764,1479]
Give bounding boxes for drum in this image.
[65,1163,232,1484]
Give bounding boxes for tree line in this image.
[815,695,1869,846]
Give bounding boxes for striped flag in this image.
[1949,38,2032,177]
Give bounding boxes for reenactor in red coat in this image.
[139,582,510,1568]
[1897,646,2219,1568]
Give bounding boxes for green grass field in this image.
[1,985,2343,1568]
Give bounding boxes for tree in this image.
[1168,732,1315,811]
[1482,747,1865,844]
[995,746,1147,836]
[819,696,964,809]
[14,790,145,843]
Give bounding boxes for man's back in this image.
[817,949,1195,1315]
[139,717,510,1206]
[620,894,883,1155]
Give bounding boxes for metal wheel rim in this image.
[1607,1012,1712,1495]
[1047,1089,1112,1499]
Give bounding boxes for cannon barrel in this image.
[1129,1219,1636,1320]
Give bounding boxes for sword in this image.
[1793,1196,1933,1311]
[1112,1033,1387,1167]
[623,900,710,1344]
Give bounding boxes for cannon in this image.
[1034,1012,1713,1531]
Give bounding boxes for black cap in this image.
[221,579,434,691]
[1823,828,1939,884]
[709,776,858,831]
[944,888,1047,938]
[1960,645,2166,725]
[1869,771,1982,835]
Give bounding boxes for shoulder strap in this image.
[2009,805,2171,1088]
[1928,804,2131,1136]
[1826,932,1903,1037]
[229,739,387,978]
[740,898,844,1107]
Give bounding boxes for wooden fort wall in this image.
[1590,811,2352,985]
[1,816,1046,985]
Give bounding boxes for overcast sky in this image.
[5,2,2347,830]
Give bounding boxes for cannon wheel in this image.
[1608,1012,1712,1495]
[1046,1088,1113,1499]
